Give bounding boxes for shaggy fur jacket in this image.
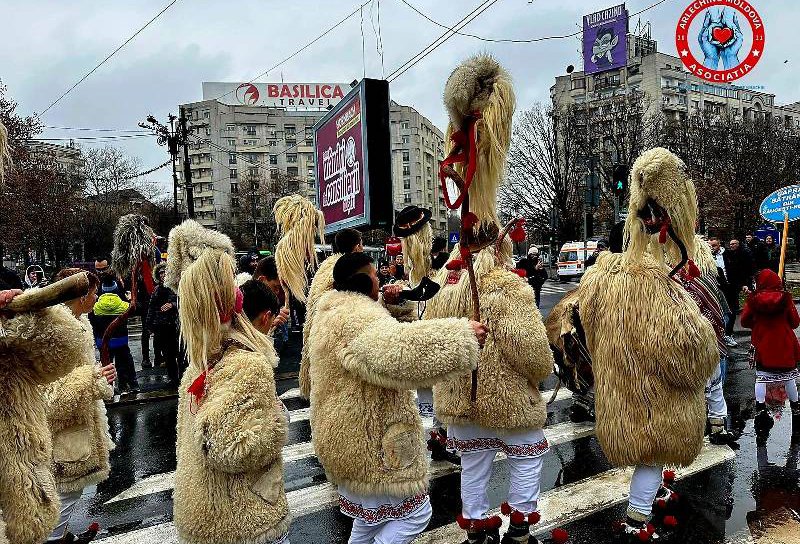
[308,289,479,498]
[578,252,718,467]
[0,511,7,544]
[173,344,290,544]
[43,314,114,494]
[0,305,86,544]
[425,268,554,431]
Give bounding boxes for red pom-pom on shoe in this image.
[87,522,100,532]
[510,511,525,525]
[487,516,503,530]
[456,514,470,530]
[446,259,464,271]
[638,528,651,542]
[462,212,479,230]
[663,515,678,528]
[657,499,667,509]
[646,523,656,535]
[552,528,569,543]
[528,511,541,525]
[500,502,512,515]
[662,470,676,483]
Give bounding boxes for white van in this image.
[557,241,599,281]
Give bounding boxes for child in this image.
[90,275,139,394]
[240,278,280,335]
[146,263,179,387]
[741,268,800,441]
[377,260,395,287]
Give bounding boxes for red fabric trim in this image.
[140,260,155,294]
[439,114,482,210]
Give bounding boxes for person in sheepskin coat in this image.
[43,269,116,542]
[0,290,89,544]
[577,148,718,540]
[166,219,291,544]
[308,252,484,543]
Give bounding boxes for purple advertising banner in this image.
[583,3,628,75]
[315,90,367,231]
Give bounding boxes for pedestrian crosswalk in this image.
[89,382,736,544]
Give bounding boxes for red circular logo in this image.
[675,0,765,83]
[235,83,260,105]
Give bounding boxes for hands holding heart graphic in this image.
[698,7,744,70]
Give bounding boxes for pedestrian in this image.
[378,260,395,286]
[44,268,116,543]
[741,268,800,443]
[24,264,49,289]
[89,275,139,394]
[584,240,607,269]
[745,233,763,266]
[431,236,450,271]
[238,251,260,276]
[130,267,153,369]
[167,220,291,544]
[0,263,23,290]
[517,246,548,308]
[146,263,180,388]
[709,237,738,347]
[760,235,781,274]
[392,253,406,281]
[307,252,484,544]
[240,278,280,336]
[722,238,754,331]
[253,256,290,355]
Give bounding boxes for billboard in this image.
[314,79,392,234]
[583,4,629,75]
[201,82,349,108]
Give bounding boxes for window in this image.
[247,153,259,163]
[231,198,239,208]
[287,166,299,177]
[270,155,278,165]
[203,110,210,119]
[692,100,699,110]
[403,193,411,203]
[284,124,296,135]
[228,153,237,165]
[243,139,258,146]
[288,179,300,192]
[229,168,238,179]
[307,168,314,178]
[287,153,297,163]
[244,125,256,136]
[403,178,411,189]
[286,138,296,146]
[402,151,410,162]
[268,140,277,147]
[401,121,410,129]
[205,127,211,136]
[402,165,410,176]
[271,169,279,180]
[267,124,277,136]
[230,183,238,193]
[227,139,236,146]
[401,135,410,144]
[226,124,236,132]
[248,167,259,177]
[571,78,586,90]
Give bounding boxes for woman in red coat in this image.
[741,268,800,441]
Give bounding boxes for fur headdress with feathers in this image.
[111,214,157,281]
[0,119,11,188]
[273,194,325,303]
[624,147,699,271]
[165,219,235,290]
[442,54,515,225]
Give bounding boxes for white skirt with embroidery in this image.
[338,488,430,526]
[446,424,550,459]
[756,368,800,383]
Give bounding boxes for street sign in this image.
[449,232,460,244]
[759,184,800,222]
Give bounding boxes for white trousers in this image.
[460,450,544,518]
[348,499,432,544]
[706,362,728,418]
[46,488,84,541]
[755,379,799,403]
[628,464,664,519]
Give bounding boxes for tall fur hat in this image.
[273,194,325,303]
[111,214,157,280]
[442,54,515,225]
[165,219,235,290]
[624,147,699,268]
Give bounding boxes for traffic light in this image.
[612,164,628,197]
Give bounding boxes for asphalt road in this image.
[63,279,799,544]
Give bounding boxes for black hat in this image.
[393,206,432,238]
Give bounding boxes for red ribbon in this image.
[140,260,155,295]
[439,113,482,210]
[187,370,207,414]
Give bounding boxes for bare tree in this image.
[499,102,583,246]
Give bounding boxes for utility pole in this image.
[139,113,183,224]
[179,106,195,219]
[251,177,259,248]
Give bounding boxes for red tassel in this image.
[686,260,701,279]
[187,371,207,401]
[510,511,525,525]
[462,212,479,230]
[663,470,676,483]
[528,512,541,525]
[646,523,656,535]
[512,268,527,278]
[500,502,512,515]
[446,259,465,271]
[638,528,651,541]
[486,516,502,530]
[658,223,669,244]
[510,224,526,242]
[663,515,678,528]
[552,528,569,543]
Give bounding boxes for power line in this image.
[33,134,152,141]
[40,0,180,115]
[44,125,150,133]
[398,0,671,43]
[387,0,500,82]
[210,0,371,102]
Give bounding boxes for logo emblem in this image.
[235,83,260,105]
[345,136,357,169]
[675,0,765,82]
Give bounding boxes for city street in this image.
[63,279,800,544]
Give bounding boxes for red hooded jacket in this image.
[741,269,800,371]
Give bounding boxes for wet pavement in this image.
[62,280,800,544]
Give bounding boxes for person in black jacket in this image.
[431,236,450,271]
[147,262,179,387]
[722,239,754,332]
[0,264,23,290]
[517,246,548,308]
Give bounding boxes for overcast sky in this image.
[1,0,796,195]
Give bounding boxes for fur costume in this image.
[165,219,235,290]
[273,194,325,303]
[0,305,87,544]
[169,224,290,544]
[43,314,114,493]
[442,54,515,225]
[0,511,7,544]
[308,289,479,498]
[425,243,553,430]
[577,148,718,467]
[111,214,157,281]
[401,223,433,286]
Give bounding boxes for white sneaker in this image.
[724,335,737,347]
